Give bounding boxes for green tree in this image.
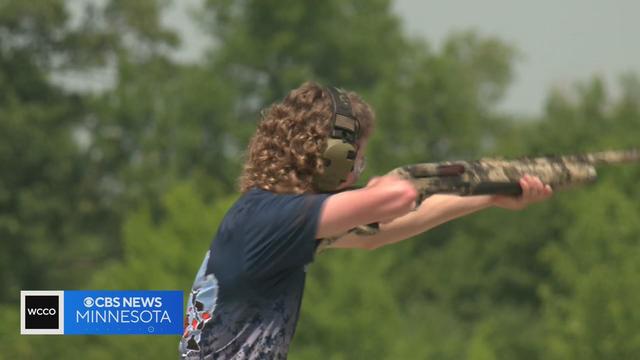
[0,0,118,303]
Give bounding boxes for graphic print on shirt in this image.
[180,250,218,357]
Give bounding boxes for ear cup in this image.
[312,86,360,192]
[314,138,357,192]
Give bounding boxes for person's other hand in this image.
[491,175,553,210]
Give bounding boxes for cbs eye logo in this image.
[21,291,64,335]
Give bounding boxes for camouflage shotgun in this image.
[316,149,640,251]
[386,148,640,204]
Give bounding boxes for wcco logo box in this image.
[21,291,64,335]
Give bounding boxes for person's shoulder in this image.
[228,187,285,213]
[227,187,263,212]
[215,188,264,234]
[239,187,278,204]
[241,187,303,201]
[237,187,329,215]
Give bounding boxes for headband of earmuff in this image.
[313,87,361,192]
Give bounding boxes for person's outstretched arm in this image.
[315,175,418,239]
[320,175,553,250]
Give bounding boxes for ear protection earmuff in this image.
[313,87,361,192]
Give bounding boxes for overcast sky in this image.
[165,0,640,116]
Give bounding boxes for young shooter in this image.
[179,82,552,359]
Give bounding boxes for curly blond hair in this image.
[238,82,375,194]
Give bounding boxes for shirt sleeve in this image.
[242,192,330,278]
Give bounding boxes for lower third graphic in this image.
[21,290,183,335]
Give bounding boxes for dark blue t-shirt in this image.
[179,188,330,359]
